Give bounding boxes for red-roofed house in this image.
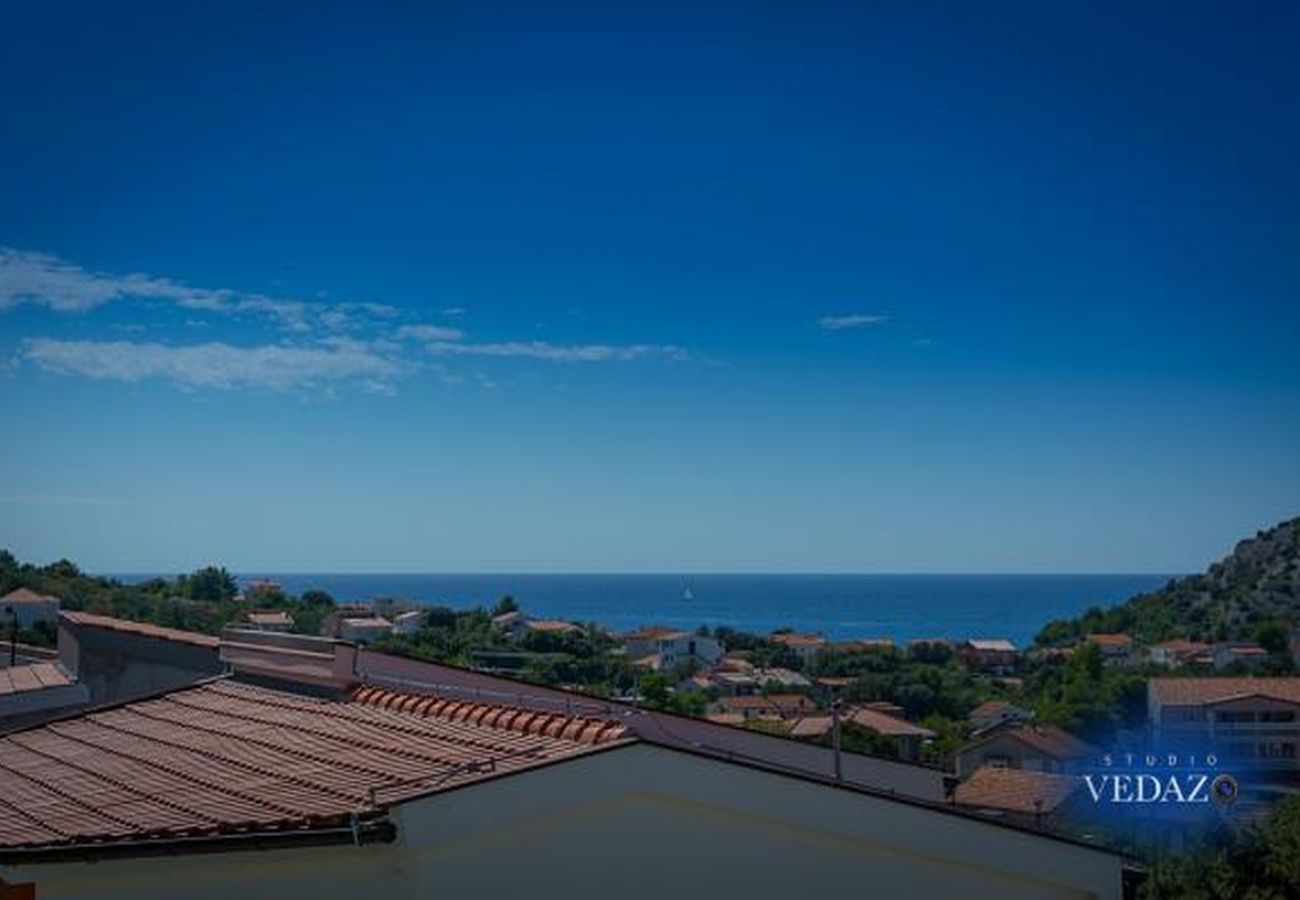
[771,632,827,666]
[623,627,722,669]
[1147,639,1210,668]
[958,639,1018,674]
[1149,677,1300,773]
[0,588,59,630]
[1085,633,1135,664]
[956,725,1097,778]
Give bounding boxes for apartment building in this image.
[1148,677,1300,772]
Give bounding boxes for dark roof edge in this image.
[0,816,396,867]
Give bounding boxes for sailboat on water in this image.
[681,580,694,602]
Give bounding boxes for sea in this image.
[199,573,1176,647]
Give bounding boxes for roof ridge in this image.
[349,684,628,745]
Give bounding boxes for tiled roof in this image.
[969,700,1020,720]
[0,679,629,852]
[1002,725,1096,761]
[247,610,293,625]
[1086,633,1133,647]
[1151,677,1300,706]
[342,616,391,629]
[60,611,219,649]
[771,633,826,647]
[964,639,1017,652]
[1,588,58,606]
[1152,639,1209,653]
[623,626,687,641]
[848,707,936,738]
[953,766,1080,815]
[0,663,73,697]
[525,619,583,634]
[788,716,833,738]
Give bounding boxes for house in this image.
[770,632,827,666]
[959,639,1018,674]
[490,609,528,637]
[1210,643,1270,671]
[1147,639,1210,668]
[391,609,426,636]
[968,700,1031,734]
[847,707,937,763]
[622,626,722,671]
[952,766,1084,827]
[0,588,60,630]
[956,724,1097,777]
[244,609,294,633]
[523,619,584,636]
[0,645,1134,900]
[1149,677,1300,773]
[1085,633,1135,664]
[338,616,393,644]
[710,693,817,721]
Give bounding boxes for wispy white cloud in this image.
[424,340,690,363]
[22,338,410,393]
[818,313,888,331]
[395,323,466,342]
[0,247,395,334]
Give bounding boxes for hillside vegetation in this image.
[1037,517,1300,646]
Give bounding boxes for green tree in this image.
[185,566,238,603]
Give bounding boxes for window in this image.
[1216,711,1256,723]
[1260,710,1296,723]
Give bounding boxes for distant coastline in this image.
[117,572,1175,647]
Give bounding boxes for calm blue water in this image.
[204,574,1175,647]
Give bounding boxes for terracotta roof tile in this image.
[0,679,630,852]
[953,766,1080,815]
[1,588,59,606]
[0,663,73,696]
[1002,725,1096,761]
[1086,633,1133,647]
[1151,677,1300,706]
[60,611,219,649]
[847,707,936,738]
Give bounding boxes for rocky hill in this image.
[1036,517,1300,646]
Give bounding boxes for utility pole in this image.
[831,698,843,782]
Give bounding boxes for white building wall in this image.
[4,744,1124,900]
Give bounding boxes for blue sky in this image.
[1,1,1297,573]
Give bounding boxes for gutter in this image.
[0,817,397,867]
